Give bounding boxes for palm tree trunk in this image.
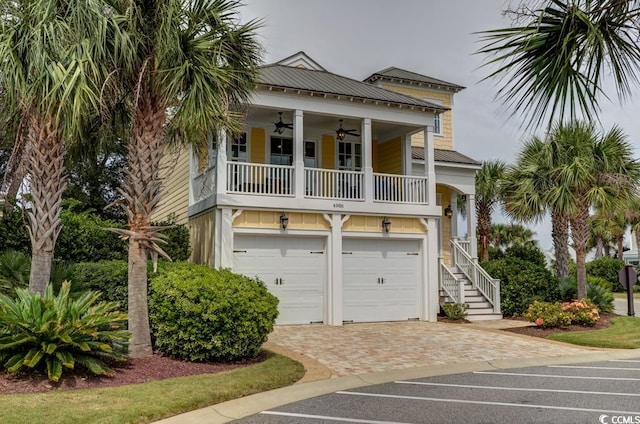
[477,203,491,262]
[616,234,624,260]
[25,117,65,295]
[594,237,604,259]
[1,130,27,211]
[121,83,166,357]
[551,210,570,279]
[570,203,590,300]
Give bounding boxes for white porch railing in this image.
[456,239,471,255]
[439,258,465,304]
[450,239,501,313]
[373,173,428,204]
[226,162,294,196]
[304,168,364,200]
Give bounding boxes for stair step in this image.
[466,313,504,321]
[466,307,496,315]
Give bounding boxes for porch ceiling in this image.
[246,108,420,140]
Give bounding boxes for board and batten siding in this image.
[153,146,190,225]
[189,210,215,266]
[234,210,330,231]
[343,215,426,234]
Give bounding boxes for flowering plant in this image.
[524,299,599,328]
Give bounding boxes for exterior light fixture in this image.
[381,216,391,233]
[444,205,453,218]
[280,212,289,230]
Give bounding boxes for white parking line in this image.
[336,391,640,415]
[261,411,414,424]
[474,371,640,381]
[610,360,640,363]
[549,365,640,371]
[394,381,640,397]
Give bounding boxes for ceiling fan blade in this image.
[284,123,294,129]
[346,130,360,136]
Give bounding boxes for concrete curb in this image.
[154,347,640,424]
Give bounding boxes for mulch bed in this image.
[0,353,264,395]
[502,312,617,339]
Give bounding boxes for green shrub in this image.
[149,262,278,362]
[524,299,600,328]
[152,220,191,261]
[441,303,469,320]
[557,275,614,313]
[56,206,127,263]
[503,243,547,267]
[71,261,129,310]
[523,301,571,328]
[481,257,560,317]
[586,257,624,292]
[0,209,30,255]
[0,282,129,382]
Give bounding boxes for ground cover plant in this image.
[0,282,129,382]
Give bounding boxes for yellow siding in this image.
[153,146,189,225]
[343,215,426,234]
[189,210,215,267]
[234,210,330,230]
[436,185,453,264]
[381,83,454,150]
[250,127,265,163]
[376,136,402,174]
[372,140,379,172]
[321,135,335,169]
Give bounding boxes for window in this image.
[425,98,444,136]
[338,140,361,171]
[270,137,293,165]
[433,113,442,136]
[230,132,247,162]
[304,140,317,168]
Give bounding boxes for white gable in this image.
[276,51,326,71]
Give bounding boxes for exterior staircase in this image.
[439,267,503,321]
[439,239,503,321]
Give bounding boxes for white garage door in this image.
[343,238,420,322]
[233,235,325,325]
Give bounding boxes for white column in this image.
[215,130,227,197]
[213,208,222,268]
[219,208,234,268]
[466,194,478,259]
[424,127,436,206]
[426,218,440,321]
[294,110,305,198]
[328,213,347,325]
[362,118,373,203]
[450,192,458,238]
[188,146,197,205]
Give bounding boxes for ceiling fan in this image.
[273,112,293,134]
[336,119,360,140]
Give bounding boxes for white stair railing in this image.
[450,240,501,314]
[439,258,465,304]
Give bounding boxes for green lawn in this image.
[0,351,304,424]
[549,316,640,349]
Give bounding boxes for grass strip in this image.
[549,316,640,349]
[0,351,304,424]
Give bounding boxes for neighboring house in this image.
[154,52,501,324]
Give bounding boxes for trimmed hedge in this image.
[481,257,560,317]
[586,257,625,292]
[71,261,129,311]
[149,262,278,361]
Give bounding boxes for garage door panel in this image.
[233,235,325,325]
[343,238,420,322]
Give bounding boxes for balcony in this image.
[225,162,428,204]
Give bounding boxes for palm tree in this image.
[490,223,536,253]
[478,0,640,129]
[476,160,507,262]
[588,212,614,259]
[625,195,640,265]
[551,121,640,298]
[0,0,116,294]
[113,0,262,356]
[502,136,571,279]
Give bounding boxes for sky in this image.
[239,0,640,250]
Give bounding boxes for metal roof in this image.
[258,64,448,112]
[412,147,481,166]
[365,67,465,92]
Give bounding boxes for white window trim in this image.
[424,98,444,137]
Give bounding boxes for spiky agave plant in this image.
[0,281,129,382]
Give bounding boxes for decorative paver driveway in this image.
[268,321,596,376]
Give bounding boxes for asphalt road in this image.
[614,297,640,316]
[234,358,640,424]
